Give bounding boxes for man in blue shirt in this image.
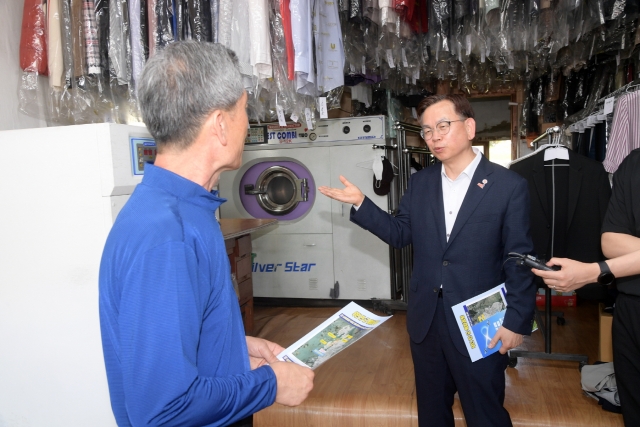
[99,41,314,427]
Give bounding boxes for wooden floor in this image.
[252,299,623,427]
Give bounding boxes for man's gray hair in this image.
[138,41,244,150]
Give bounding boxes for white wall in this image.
[0,1,47,131]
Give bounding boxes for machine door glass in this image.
[244,166,309,216]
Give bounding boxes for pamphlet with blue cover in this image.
[277,302,391,370]
[452,283,508,362]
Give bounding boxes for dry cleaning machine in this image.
[0,124,155,427]
[218,115,392,301]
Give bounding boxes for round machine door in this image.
[244,166,309,215]
[238,160,315,221]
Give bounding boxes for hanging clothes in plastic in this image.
[281,0,296,80]
[72,0,86,78]
[603,90,640,173]
[48,0,64,88]
[290,0,315,94]
[229,0,254,87]
[110,0,130,85]
[510,148,611,300]
[129,0,145,86]
[95,0,110,77]
[83,0,101,75]
[314,0,345,93]
[20,0,49,75]
[217,0,232,45]
[249,0,272,80]
[61,0,75,86]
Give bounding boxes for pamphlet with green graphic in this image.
[277,301,391,370]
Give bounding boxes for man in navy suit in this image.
[319,94,536,427]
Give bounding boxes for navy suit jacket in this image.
[352,155,536,355]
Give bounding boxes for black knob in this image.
[363,125,371,133]
[343,126,350,134]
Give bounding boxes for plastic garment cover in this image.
[140,0,149,58]
[71,0,86,77]
[261,0,298,121]
[130,0,146,87]
[379,0,399,35]
[395,0,415,21]
[147,0,157,56]
[48,0,65,88]
[83,0,101,75]
[19,0,50,121]
[314,0,345,93]
[230,0,254,84]
[363,0,381,26]
[46,0,69,123]
[61,0,76,87]
[186,0,212,41]
[211,0,219,42]
[110,0,131,85]
[249,0,273,80]
[217,0,233,46]
[340,1,367,82]
[20,0,49,75]
[290,0,315,94]
[281,0,296,80]
[428,0,452,59]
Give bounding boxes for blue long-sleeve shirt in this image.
[99,164,277,427]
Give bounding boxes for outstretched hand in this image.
[318,175,365,207]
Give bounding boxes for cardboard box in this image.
[599,303,613,362]
[327,89,352,118]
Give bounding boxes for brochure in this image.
[452,283,508,362]
[277,301,392,370]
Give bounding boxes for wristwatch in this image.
[597,261,615,286]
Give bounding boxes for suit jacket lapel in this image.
[428,169,447,250]
[446,156,494,247]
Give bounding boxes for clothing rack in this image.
[508,127,589,369]
[372,122,437,314]
[565,78,640,127]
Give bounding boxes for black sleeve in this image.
[602,154,634,235]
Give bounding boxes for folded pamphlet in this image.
[452,283,508,362]
[277,301,391,370]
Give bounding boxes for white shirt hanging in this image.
[249,0,272,80]
[291,0,315,95]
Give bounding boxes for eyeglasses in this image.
[419,119,466,141]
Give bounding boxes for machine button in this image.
[363,125,371,133]
[443,261,449,266]
[342,126,350,134]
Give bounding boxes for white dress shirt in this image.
[290,0,315,95]
[249,0,272,80]
[442,147,482,241]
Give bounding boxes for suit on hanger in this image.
[351,154,536,426]
[510,149,611,299]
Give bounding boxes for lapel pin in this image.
[482,179,488,184]
[477,183,484,189]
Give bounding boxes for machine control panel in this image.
[246,125,269,144]
[264,115,385,144]
[131,137,157,175]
